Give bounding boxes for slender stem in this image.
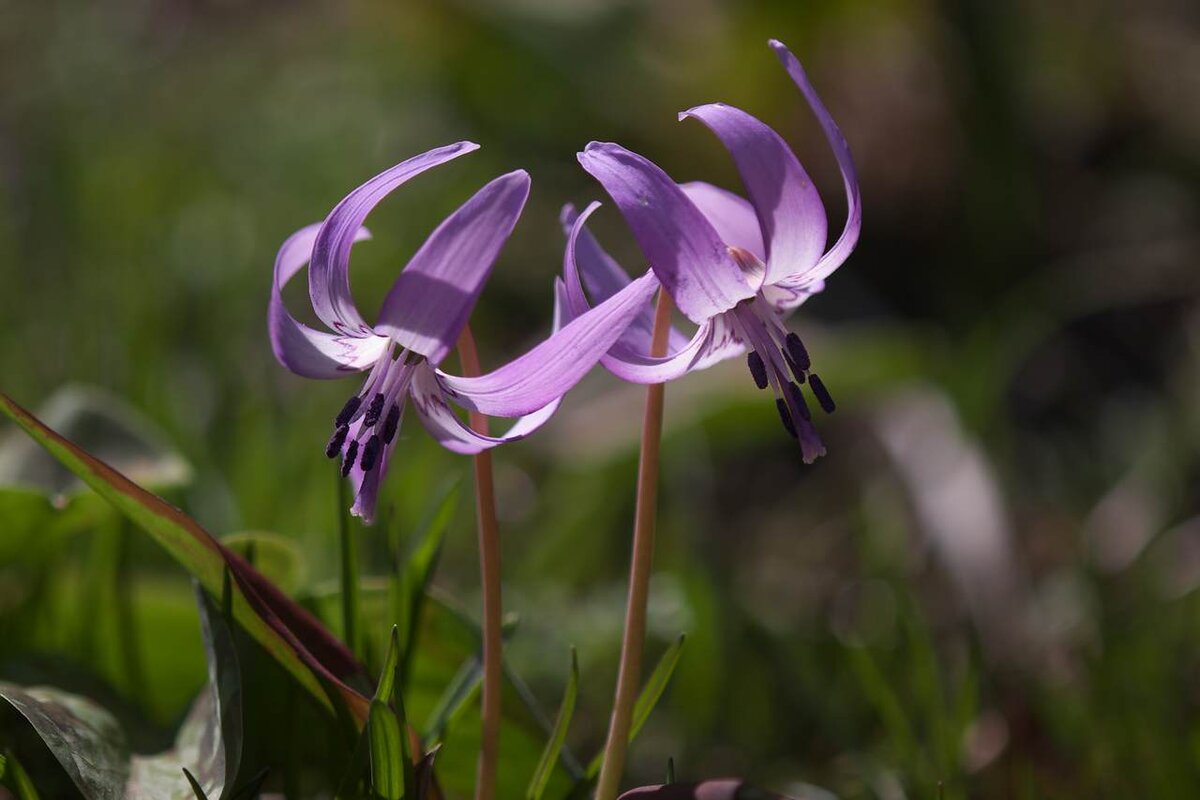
[457,325,502,800]
[595,290,673,800]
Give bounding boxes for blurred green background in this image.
[2,0,1199,797]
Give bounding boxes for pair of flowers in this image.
[269,40,860,522]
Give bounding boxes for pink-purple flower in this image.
[560,40,861,462]
[270,141,657,521]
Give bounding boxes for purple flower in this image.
[560,40,861,462]
[271,141,657,521]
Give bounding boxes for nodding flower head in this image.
[270,142,661,521]
[558,39,860,463]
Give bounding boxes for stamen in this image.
[782,350,807,383]
[360,435,382,472]
[381,404,401,444]
[784,332,811,372]
[363,392,385,427]
[787,381,811,421]
[341,440,359,477]
[334,395,362,428]
[325,424,349,458]
[746,352,769,390]
[809,373,836,414]
[775,398,798,439]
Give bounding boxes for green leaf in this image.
[0,391,370,726]
[220,531,308,595]
[394,481,458,688]
[226,767,270,800]
[1,748,42,800]
[527,647,579,800]
[181,768,208,799]
[586,634,687,780]
[0,580,243,800]
[369,700,404,800]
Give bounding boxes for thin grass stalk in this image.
[595,290,673,800]
[457,325,502,800]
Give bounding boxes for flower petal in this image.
[678,181,766,261]
[769,39,862,284]
[308,141,480,336]
[561,203,744,383]
[679,103,827,286]
[269,223,389,379]
[411,363,559,455]
[437,270,660,416]
[559,203,688,355]
[577,142,756,323]
[374,170,530,364]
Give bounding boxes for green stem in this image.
[595,290,673,800]
[458,325,502,800]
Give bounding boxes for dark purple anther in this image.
[747,352,769,389]
[334,395,362,427]
[808,373,835,414]
[363,392,385,427]
[775,397,798,438]
[325,425,349,458]
[360,435,382,471]
[381,404,401,444]
[785,332,810,372]
[341,440,359,476]
[787,381,811,421]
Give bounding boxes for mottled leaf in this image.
[0,385,190,501]
[0,391,370,725]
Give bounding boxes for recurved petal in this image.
[770,39,862,284]
[577,142,755,323]
[374,170,530,365]
[269,223,389,379]
[678,181,766,262]
[560,202,688,354]
[680,103,827,286]
[437,270,659,417]
[308,141,480,336]
[411,364,558,455]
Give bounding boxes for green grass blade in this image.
[586,634,686,780]
[181,768,209,799]
[398,484,458,687]
[527,647,579,800]
[1,749,41,800]
[369,700,404,800]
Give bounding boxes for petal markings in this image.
[577,142,755,323]
[269,224,389,379]
[680,103,826,286]
[375,170,530,364]
[411,364,559,455]
[438,271,660,416]
[308,141,480,335]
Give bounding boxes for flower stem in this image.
[457,325,502,800]
[595,289,673,800]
